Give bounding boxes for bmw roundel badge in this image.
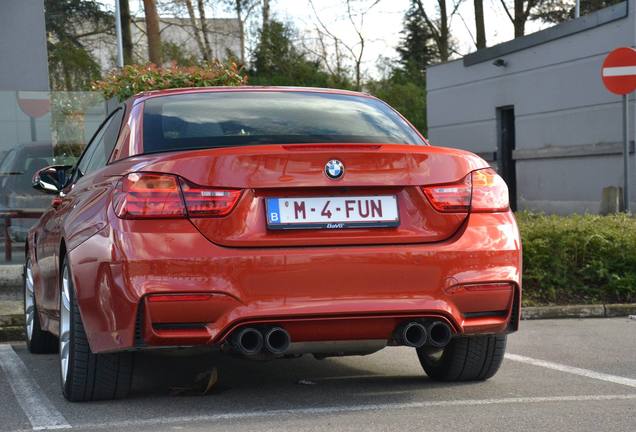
[325,159,345,180]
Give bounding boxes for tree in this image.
[223,0,260,64]
[308,0,380,90]
[397,3,440,79]
[119,0,134,64]
[413,0,463,62]
[530,0,623,23]
[143,0,162,64]
[181,0,211,61]
[499,0,542,37]
[474,0,486,49]
[44,0,112,90]
[250,20,349,88]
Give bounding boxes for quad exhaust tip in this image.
[230,326,291,355]
[264,326,291,354]
[427,321,452,348]
[231,327,264,355]
[399,321,428,348]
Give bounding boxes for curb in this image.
[0,265,22,289]
[521,303,636,320]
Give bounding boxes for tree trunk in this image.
[197,0,213,60]
[514,0,525,37]
[143,0,162,65]
[234,0,245,64]
[119,0,134,64]
[183,0,207,61]
[261,0,271,68]
[474,0,486,49]
[438,0,449,62]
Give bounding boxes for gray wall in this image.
[426,1,636,214]
[0,0,49,91]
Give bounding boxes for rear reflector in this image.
[422,168,509,213]
[464,283,513,292]
[113,173,186,219]
[113,173,242,219]
[179,179,242,217]
[147,294,212,303]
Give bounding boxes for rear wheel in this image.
[59,257,134,401]
[417,334,507,381]
[24,258,57,353]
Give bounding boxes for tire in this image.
[24,258,58,354]
[59,256,134,401]
[417,334,507,381]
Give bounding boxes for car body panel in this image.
[26,87,522,355]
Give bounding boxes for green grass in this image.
[517,212,636,306]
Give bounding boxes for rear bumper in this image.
[68,211,521,353]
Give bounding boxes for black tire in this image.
[60,256,134,401]
[24,259,58,354]
[417,334,507,381]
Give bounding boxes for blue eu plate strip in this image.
[266,198,280,224]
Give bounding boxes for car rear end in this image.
[70,89,521,366]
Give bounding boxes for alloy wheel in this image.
[24,261,35,341]
[59,265,71,385]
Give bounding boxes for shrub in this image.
[517,212,636,305]
[92,61,248,102]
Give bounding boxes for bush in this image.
[92,61,247,102]
[517,212,636,305]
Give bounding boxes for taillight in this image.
[422,175,472,212]
[422,168,509,213]
[113,173,186,219]
[179,179,242,217]
[470,168,509,212]
[113,173,242,219]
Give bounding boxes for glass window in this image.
[84,108,123,174]
[142,91,425,154]
[77,108,123,178]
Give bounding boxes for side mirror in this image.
[32,165,73,194]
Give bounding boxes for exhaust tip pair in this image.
[231,326,291,356]
[397,320,452,349]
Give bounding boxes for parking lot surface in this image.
[0,317,635,432]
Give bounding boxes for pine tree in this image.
[396,3,441,82]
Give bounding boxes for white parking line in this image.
[0,345,71,431]
[78,394,636,430]
[506,353,636,388]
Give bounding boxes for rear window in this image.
[142,91,425,153]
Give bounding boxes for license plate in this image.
[265,196,399,230]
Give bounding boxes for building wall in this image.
[0,0,49,91]
[86,18,241,73]
[426,1,636,214]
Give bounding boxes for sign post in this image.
[602,47,636,213]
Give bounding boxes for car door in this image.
[36,108,125,314]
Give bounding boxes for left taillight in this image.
[422,167,509,213]
[113,173,241,219]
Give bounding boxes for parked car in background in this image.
[24,87,522,401]
[0,142,56,242]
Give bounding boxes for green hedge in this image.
[517,212,636,306]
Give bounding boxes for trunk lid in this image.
[134,144,489,247]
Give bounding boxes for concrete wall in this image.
[0,0,49,91]
[426,1,636,214]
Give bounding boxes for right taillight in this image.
[113,173,242,219]
[423,168,509,213]
[470,168,509,212]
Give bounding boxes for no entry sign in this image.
[602,47,636,95]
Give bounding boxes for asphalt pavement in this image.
[0,317,635,432]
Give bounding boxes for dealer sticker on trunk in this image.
[265,196,399,230]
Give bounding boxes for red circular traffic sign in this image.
[602,47,636,95]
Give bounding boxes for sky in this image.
[123,0,549,77]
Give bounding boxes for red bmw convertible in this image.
[24,87,521,401]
